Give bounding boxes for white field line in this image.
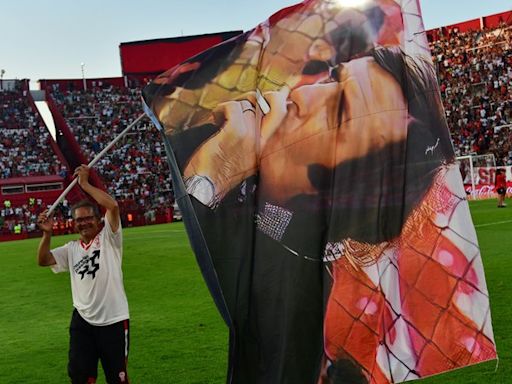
[474,220,512,228]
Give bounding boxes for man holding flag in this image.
[37,165,130,384]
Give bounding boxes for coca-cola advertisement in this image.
[462,165,512,199]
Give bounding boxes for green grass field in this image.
[0,199,510,383]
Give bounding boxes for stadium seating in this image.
[49,84,174,224]
[0,86,63,179]
[430,24,512,164]
[0,82,76,237]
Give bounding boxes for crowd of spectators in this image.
[430,24,512,164]
[0,195,173,236]
[0,197,71,236]
[50,84,174,216]
[0,84,64,178]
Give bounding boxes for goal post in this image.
[456,155,476,195]
[456,153,496,199]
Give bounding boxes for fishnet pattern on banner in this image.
[322,166,496,383]
[158,1,409,135]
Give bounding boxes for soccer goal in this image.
[456,153,496,199]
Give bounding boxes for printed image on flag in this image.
[142,1,498,382]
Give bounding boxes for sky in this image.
[1,0,510,87]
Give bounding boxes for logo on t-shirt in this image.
[73,250,100,279]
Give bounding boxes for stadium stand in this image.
[0,82,63,178]
[429,18,512,165]
[0,80,83,240]
[46,82,174,227]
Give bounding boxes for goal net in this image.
[456,153,496,199]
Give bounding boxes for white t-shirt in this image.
[51,216,129,326]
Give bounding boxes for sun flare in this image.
[332,0,370,8]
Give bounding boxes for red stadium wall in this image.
[0,176,64,204]
[0,175,85,207]
[483,11,512,28]
[39,77,125,92]
[119,31,243,79]
[427,10,511,40]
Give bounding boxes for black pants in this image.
[68,309,129,384]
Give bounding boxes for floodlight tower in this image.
[81,62,87,91]
[0,69,5,91]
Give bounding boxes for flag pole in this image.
[47,113,146,215]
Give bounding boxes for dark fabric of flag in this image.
[142,1,497,383]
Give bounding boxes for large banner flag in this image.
[142,0,497,382]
